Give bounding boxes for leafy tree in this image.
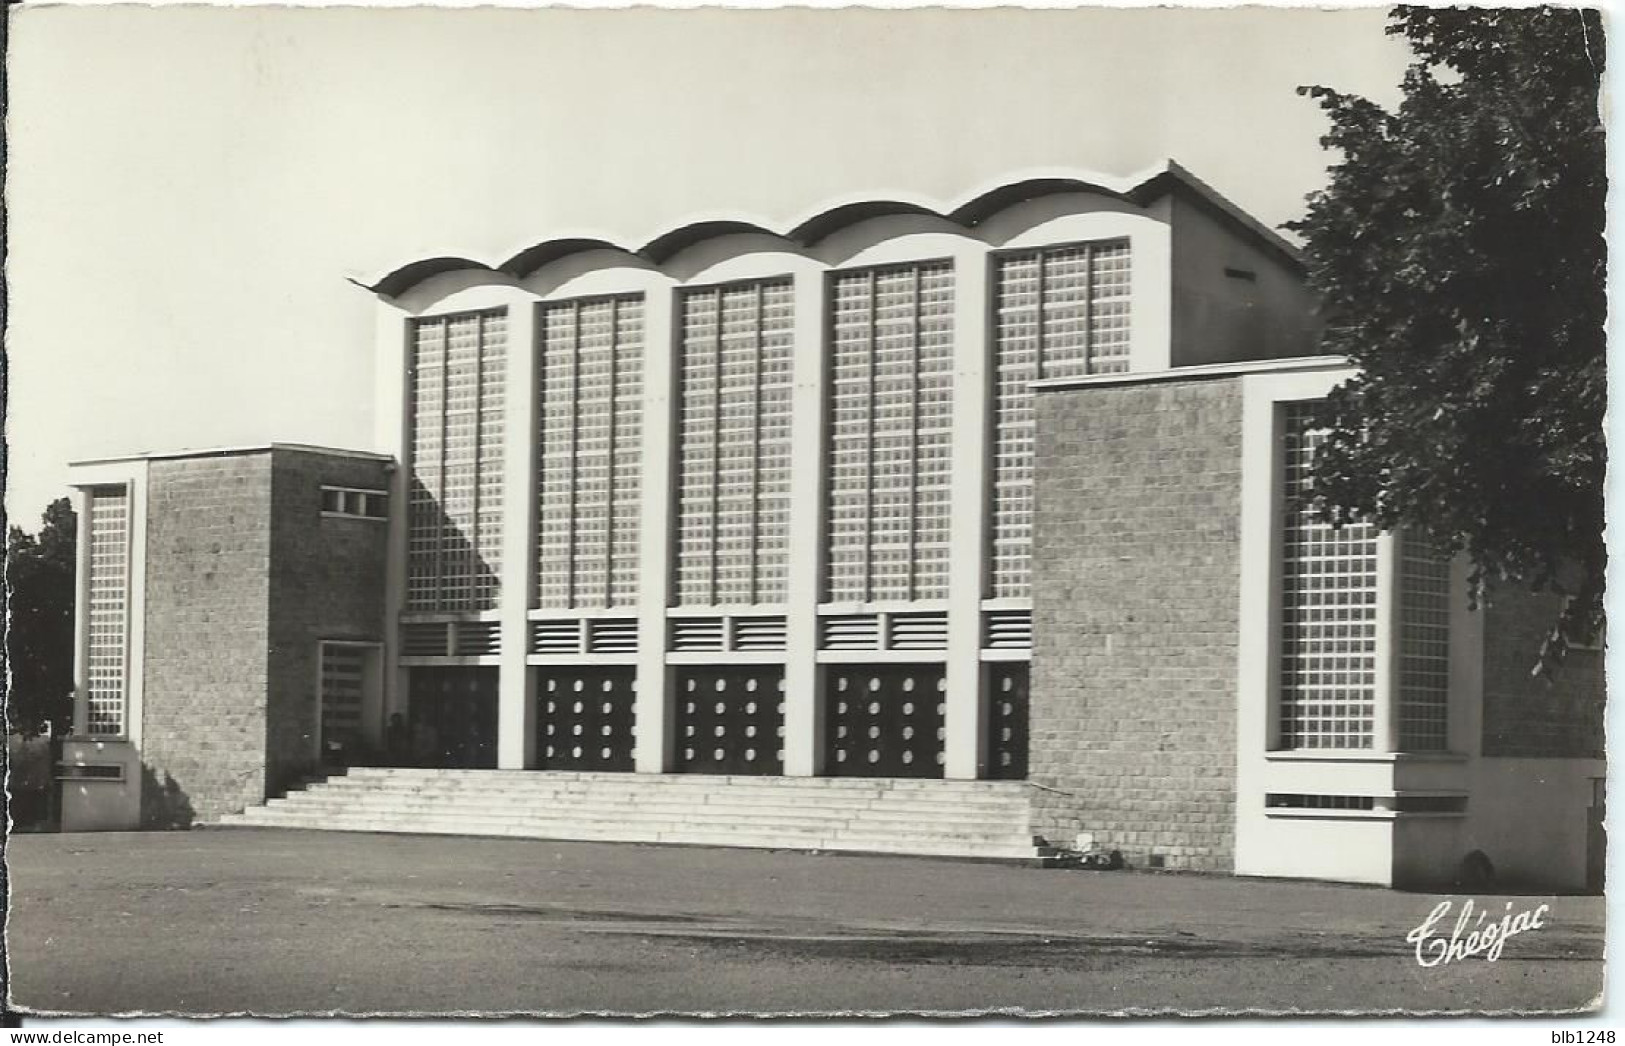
[7,498,77,735]
[1290,6,1606,668]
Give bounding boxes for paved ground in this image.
[4,828,1604,1017]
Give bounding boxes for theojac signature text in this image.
[1405,899,1549,967]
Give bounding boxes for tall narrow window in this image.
[990,240,1132,598]
[1278,403,1379,749]
[85,485,130,736]
[1398,534,1451,751]
[407,309,506,612]
[825,262,955,603]
[675,279,794,607]
[535,295,643,610]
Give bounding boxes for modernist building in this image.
[63,162,1603,890]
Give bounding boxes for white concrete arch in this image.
[663,234,815,286]
[393,269,528,317]
[977,192,1164,247]
[520,250,671,302]
[814,215,988,271]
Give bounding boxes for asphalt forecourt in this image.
[8,828,1603,1016]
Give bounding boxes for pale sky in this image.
[5,4,1417,525]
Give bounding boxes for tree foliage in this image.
[1290,6,1606,668]
[7,498,77,735]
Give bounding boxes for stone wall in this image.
[1480,585,1605,759]
[1029,377,1244,870]
[140,454,274,825]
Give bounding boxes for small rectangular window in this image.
[321,485,388,520]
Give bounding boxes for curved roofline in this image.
[786,200,944,247]
[948,177,1127,227]
[638,220,781,264]
[359,161,1302,297]
[499,237,624,280]
[358,256,496,299]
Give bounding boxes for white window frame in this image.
[67,463,149,747]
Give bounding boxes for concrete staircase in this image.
[214,768,1052,862]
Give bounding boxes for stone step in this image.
[295,783,1028,813]
[336,769,1026,795]
[222,812,1045,853]
[266,795,1027,821]
[222,768,1046,862]
[258,802,1020,831]
[316,778,1028,802]
[257,800,995,829]
[237,805,1035,837]
[216,817,1053,861]
[242,810,1032,842]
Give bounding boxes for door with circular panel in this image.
[823,665,945,778]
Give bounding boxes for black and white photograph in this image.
[0,0,1610,1028]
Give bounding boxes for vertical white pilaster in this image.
[634,285,677,772]
[783,270,829,776]
[374,300,412,728]
[498,299,538,769]
[1135,199,1175,372]
[945,249,991,779]
[123,467,149,748]
[1375,531,1401,754]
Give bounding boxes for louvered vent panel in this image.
[887,611,948,650]
[454,621,501,657]
[820,614,881,651]
[670,617,726,652]
[587,618,639,654]
[731,616,787,651]
[401,622,451,658]
[530,620,582,655]
[983,610,1033,650]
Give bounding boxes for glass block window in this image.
[536,295,643,610]
[1398,533,1452,751]
[1278,403,1379,749]
[675,279,794,607]
[84,485,130,736]
[825,262,955,603]
[990,240,1132,598]
[407,309,506,612]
